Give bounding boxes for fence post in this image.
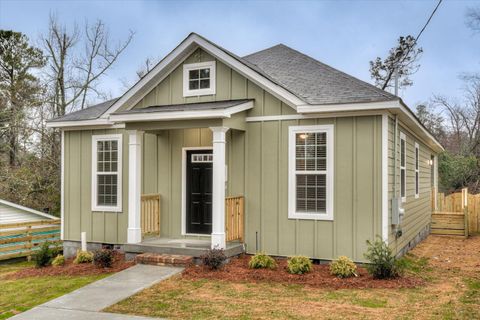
[26,225,32,261]
[462,188,469,238]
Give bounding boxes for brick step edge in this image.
[135,253,193,266]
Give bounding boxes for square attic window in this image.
[183,61,216,97]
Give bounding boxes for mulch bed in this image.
[182,255,424,290]
[3,252,134,280]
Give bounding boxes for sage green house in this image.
[47,33,443,261]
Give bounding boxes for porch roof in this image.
[110,99,253,123]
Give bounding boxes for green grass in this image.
[0,260,109,320]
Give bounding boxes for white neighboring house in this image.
[0,199,57,225]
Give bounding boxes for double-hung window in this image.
[415,142,420,198]
[400,132,406,203]
[288,125,334,220]
[92,134,122,212]
[183,61,216,97]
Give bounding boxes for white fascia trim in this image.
[246,110,385,122]
[110,101,253,123]
[183,61,216,97]
[91,134,123,212]
[288,124,334,221]
[46,119,115,128]
[0,199,58,220]
[105,34,303,116]
[381,114,389,243]
[297,100,400,113]
[181,147,213,236]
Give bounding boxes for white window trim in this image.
[91,134,123,212]
[415,142,420,199]
[183,61,216,97]
[288,124,334,220]
[400,132,406,203]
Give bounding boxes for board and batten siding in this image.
[245,116,383,262]
[387,116,435,254]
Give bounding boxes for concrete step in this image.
[135,253,193,267]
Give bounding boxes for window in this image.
[92,134,122,212]
[288,125,334,220]
[183,61,216,97]
[400,132,406,203]
[415,142,420,199]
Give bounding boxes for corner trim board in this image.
[381,114,389,243]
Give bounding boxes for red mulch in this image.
[3,252,134,280]
[182,255,424,290]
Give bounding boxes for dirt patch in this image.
[182,255,423,289]
[3,252,133,279]
[410,234,480,273]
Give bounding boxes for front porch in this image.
[113,100,251,254]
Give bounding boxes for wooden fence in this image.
[225,196,244,242]
[431,188,480,237]
[141,194,161,238]
[0,219,61,261]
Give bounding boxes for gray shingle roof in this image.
[242,44,397,105]
[113,99,252,114]
[48,98,118,122]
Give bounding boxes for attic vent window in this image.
[183,61,216,97]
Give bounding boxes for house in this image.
[0,199,57,224]
[47,33,442,262]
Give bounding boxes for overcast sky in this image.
[1,0,478,109]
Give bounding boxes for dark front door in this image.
[186,150,213,234]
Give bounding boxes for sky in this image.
[0,0,479,109]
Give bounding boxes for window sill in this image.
[183,89,215,97]
[92,206,122,213]
[288,212,333,221]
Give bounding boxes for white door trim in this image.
[181,146,213,237]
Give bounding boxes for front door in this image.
[186,150,213,234]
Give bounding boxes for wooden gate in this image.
[141,194,160,238]
[431,188,470,237]
[225,196,244,242]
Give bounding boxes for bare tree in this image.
[136,56,158,79]
[42,15,134,117]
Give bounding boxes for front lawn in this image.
[106,235,480,320]
[0,252,133,320]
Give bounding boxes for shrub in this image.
[364,237,404,279]
[200,247,227,270]
[73,250,94,264]
[34,241,60,268]
[93,249,114,268]
[51,254,65,267]
[330,256,357,278]
[287,256,313,274]
[248,253,277,269]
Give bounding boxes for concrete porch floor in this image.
[124,238,245,258]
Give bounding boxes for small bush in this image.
[330,256,357,278]
[287,256,313,274]
[51,254,65,267]
[34,241,60,268]
[364,237,404,279]
[93,249,114,268]
[248,253,277,269]
[73,250,93,264]
[200,247,227,270]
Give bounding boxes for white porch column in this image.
[210,126,229,249]
[127,130,143,244]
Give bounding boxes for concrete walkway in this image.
[11,264,183,319]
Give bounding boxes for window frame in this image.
[400,131,407,203]
[415,142,420,199]
[288,124,334,221]
[91,134,123,212]
[182,61,216,97]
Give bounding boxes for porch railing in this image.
[141,194,161,238]
[225,196,244,242]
